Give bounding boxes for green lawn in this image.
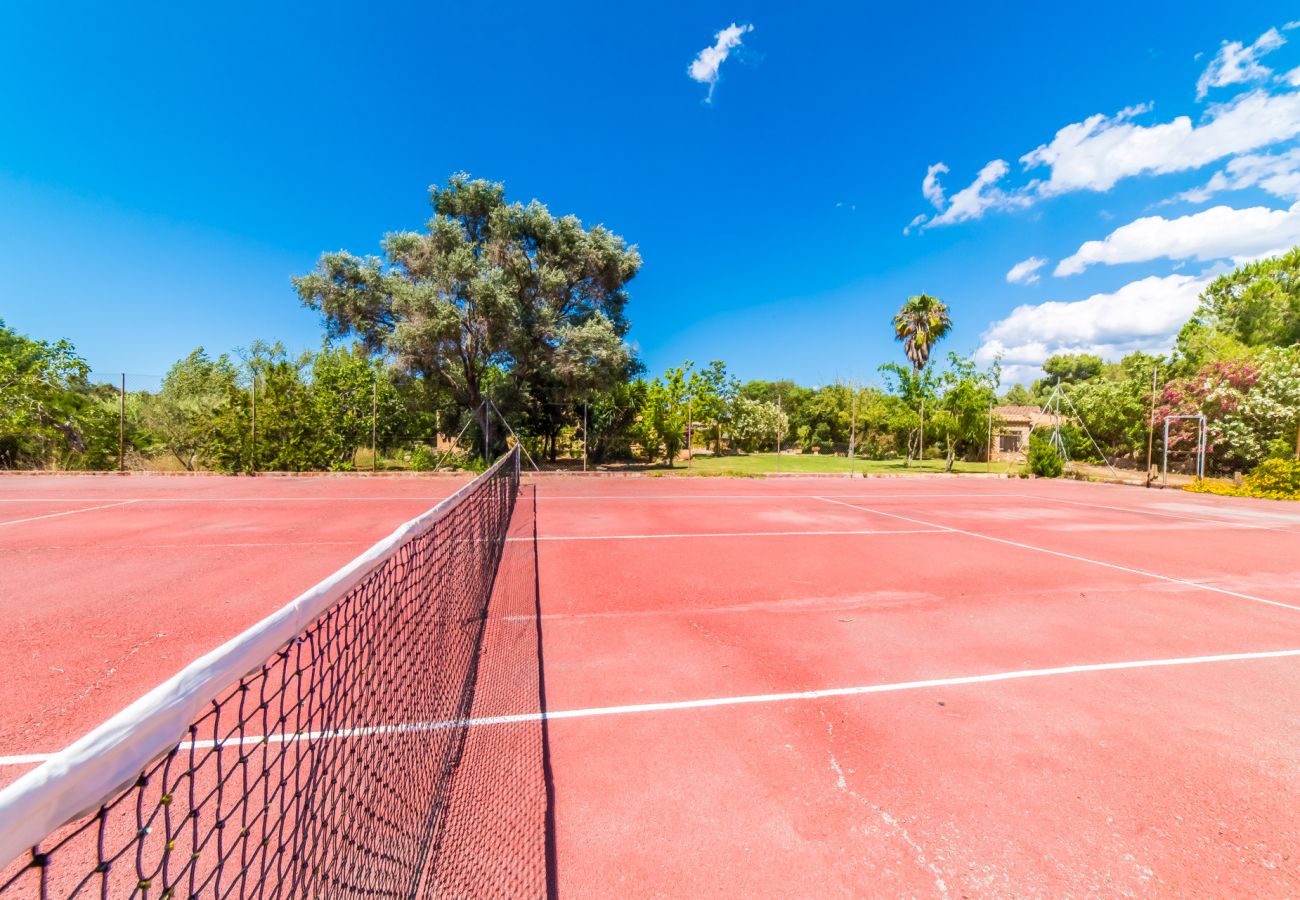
[651,453,1015,476]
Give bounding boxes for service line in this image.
[4,647,1298,766]
[516,528,947,542]
[0,499,141,528]
[537,492,1022,501]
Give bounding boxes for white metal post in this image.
[1162,418,1169,486]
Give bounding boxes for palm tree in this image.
[892,293,952,464]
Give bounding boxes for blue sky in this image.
[3,2,1300,388]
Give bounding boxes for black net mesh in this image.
[0,451,550,898]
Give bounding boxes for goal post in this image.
[1162,414,1206,485]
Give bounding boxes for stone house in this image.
[992,405,1064,460]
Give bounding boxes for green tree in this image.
[294,174,641,458]
[879,361,939,461]
[891,293,952,462]
[730,396,789,452]
[641,364,693,465]
[1038,352,1103,387]
[1027,430,1064,477]
[798,384,854,452]
[309,345,408,466]
[934,353,1000,469]
[1000,383,1035,406]
[893,294,952,374]
[585,379,648,464]
[1177,248,1300,360]
[143,349,241,470]
[0,320,95,468]
[691,360,737,452]
[852,388,916,458]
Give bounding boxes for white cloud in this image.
[1021,90,1300,197]
[921,162,949,209]
[903,213,928,234]
[916,88,1300,230]
[1056,201,1300,275]
[1006,256,1047,285]
[1196,28,1285,100]
[1171,147,1300,204]
[1282,66,1300,86]
[923,159,1034,227]
[688,22,753,102]
[976,273,1213,381]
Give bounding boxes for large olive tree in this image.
[294,174,641,456]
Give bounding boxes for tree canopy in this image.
[293,174,642,456]
[892,294,952,374]
[1178,248,1300,358]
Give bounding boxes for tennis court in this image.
[3,463,1300,896]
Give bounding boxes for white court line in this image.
[0,500,140,528]
[538,492,1022,501]
[816,496,1300,614]
[0,497,455,503]
[1022,494,1290,532]
[16,541,373,551]
[4,647,1297,766]
[516,528,946,542]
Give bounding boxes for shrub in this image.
[1244,457,1300,497]
[408,444,436,471]
[1026,431,1064,478]
[1184,457,1300,500]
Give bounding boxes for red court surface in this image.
[0,474,471,786]
[530,477,1300,897]
[3,473,1300,896]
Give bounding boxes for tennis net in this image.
[0,447,532,898]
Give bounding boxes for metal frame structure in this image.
[1027,380,1122,480]
[1162,414,1207,484]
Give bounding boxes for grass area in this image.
[649,453,1015,476]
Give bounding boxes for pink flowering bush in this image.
[1159,348,1300,472]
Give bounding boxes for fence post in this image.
[849,386,858,477]
[986,400,993,473]
[371,378,378,473]
[118,373,126,472]
[250,374,257,474]
[776,395,781,473]
[686,396,692,468]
